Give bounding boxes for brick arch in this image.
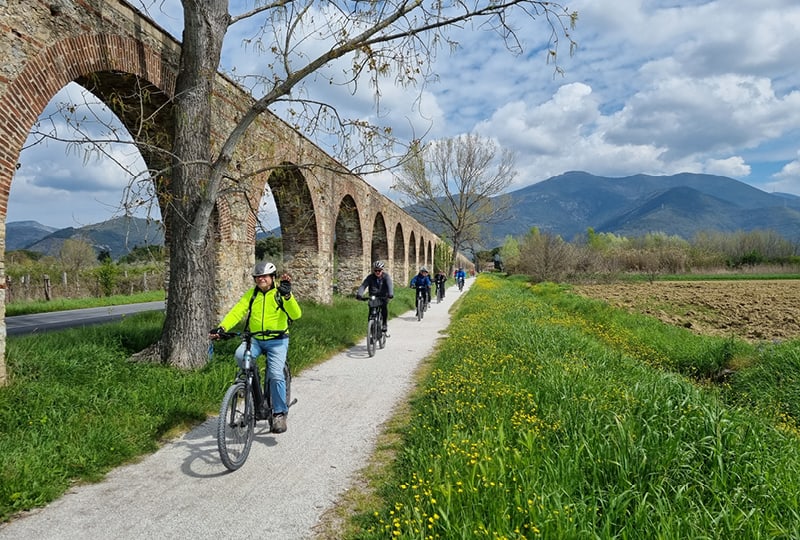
[370,213,390,267]
[266,164,319,299]
[392,223,407,284]
[0,33,177,218]
[408,231,418,278]
[334,194,363,293]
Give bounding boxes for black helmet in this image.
[252,261,277,277]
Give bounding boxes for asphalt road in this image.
[5,301,166,335]
[0,281,471,539]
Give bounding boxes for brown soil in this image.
[572,280,800,343]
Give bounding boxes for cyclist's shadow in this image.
[176,417,279,478]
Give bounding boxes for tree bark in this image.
[160,0,229,368]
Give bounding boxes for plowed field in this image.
[572,280,800,343]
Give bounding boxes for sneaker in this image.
[272,413,287,433]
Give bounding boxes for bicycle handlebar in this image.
[212,329,286,341]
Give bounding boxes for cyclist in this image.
[455,267,466,290]
[433,270,447,300]
[410,266,432,310]
[209,261,302,434]
[356,260,394,335]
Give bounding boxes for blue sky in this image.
[10,0,800,229]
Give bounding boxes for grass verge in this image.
[0,288,415,522]
[345,273,800,538]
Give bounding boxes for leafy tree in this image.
[59,238,96,277]
[117,245,166,265]
[393,134,517,275]
[94,259,120,296]
[255,236,282,262]
[500,235,520,274]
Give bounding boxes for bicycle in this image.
[415,284,428,321]
[458,276,465,292]
[214,329,296,471]
[435,282,445,303]
[362,295,388,357]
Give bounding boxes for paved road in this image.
[5,301,165,336]
[0,282,471,539]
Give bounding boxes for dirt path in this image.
[0,282,471,539]
[572,279,800,342]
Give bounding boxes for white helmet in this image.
[252,261,277,277]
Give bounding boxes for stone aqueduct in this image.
[0,0,472,384]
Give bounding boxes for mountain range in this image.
[7,216,164,260]
[480,171,800,246]
[8,172,800,257]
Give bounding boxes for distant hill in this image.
[479,172,800,246]
[8,216,164,260]
[6,220,58,251]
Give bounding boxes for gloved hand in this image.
[277,280,292,297]
[209,326,225,339]
[356,294,363,301]
[388,295,394,299]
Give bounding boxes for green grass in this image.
[5,290,166,316]
[6,277,800,536]
[349,274,800,538]
[0,288,415,522]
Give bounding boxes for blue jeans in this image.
[235,336,289,415]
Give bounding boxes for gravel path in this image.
[0,282,470,539]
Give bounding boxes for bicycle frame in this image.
[366,295,386,357]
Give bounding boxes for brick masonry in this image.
[0,0,474,385]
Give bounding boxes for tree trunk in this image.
[160,0,229,368]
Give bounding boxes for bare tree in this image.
[392,134,516,274]
[96,0,577,367]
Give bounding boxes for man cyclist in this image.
[209,261,301,434]
[455,267,467,290]
[433,270,447,301]
[356,260,394,335]
[410,266,432,310]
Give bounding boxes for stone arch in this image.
[371,213,389,266]
[334,195,363,294]
[393,223,406,284]
[0,31,179,384]
[408,231,418,278]
[267,164,320,300]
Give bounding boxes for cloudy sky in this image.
[10,0,800,229]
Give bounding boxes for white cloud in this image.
[11,0,800,229]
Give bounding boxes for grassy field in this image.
[0,289,416,522]
[4,274,800,536]
[346,274,800,538]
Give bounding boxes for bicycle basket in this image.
[368,297,383,308]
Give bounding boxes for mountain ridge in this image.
[481,171,800,246]
[7,216,164,260]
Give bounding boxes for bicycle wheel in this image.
[367,319,377,356]
[284,363,293,408]
[378,315,387,349]
[416,300,423,321]
[217,381,254,471]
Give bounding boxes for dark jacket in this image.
[357,272,394,298]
